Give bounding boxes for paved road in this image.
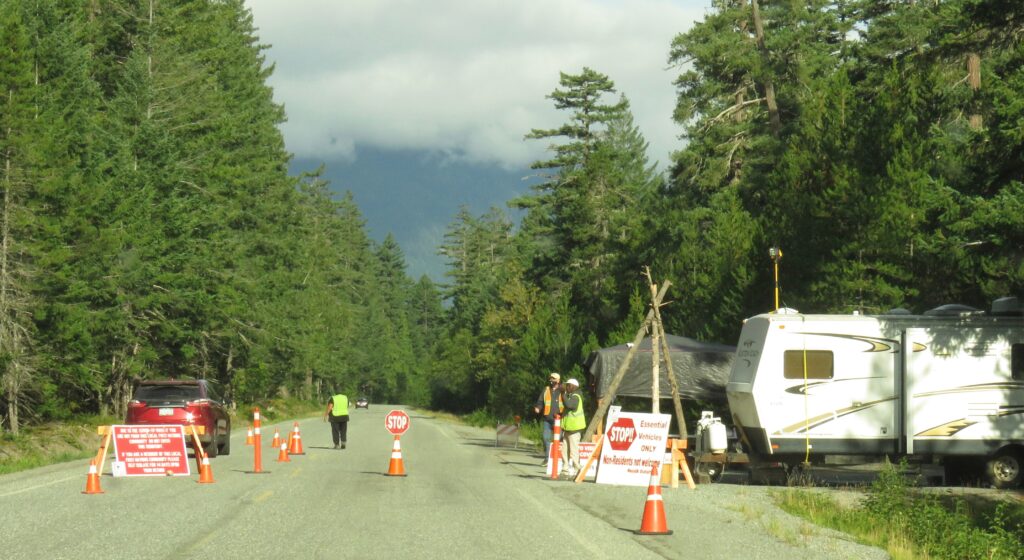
[0,407,887,559]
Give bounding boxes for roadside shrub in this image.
[780,459,1024,559]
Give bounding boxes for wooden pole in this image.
[574,434,605,484]
[658,319,688,441]
[582,280,671,441]
[651,281,661,414]
[94,427,112,475]
[644,267,687,441]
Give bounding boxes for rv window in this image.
[1013,344,1024,380]
[783,350,834,379]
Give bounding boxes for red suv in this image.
[125,379,232,457]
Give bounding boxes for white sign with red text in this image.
[576,441,597,479]
[595,412,671,486]
[111,424,191,477]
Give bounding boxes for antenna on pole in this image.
[769,246,783,312]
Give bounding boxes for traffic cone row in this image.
[637,464,672,535]
[385,435,407,476]
[80,419,332,493]
[82,460,103,494]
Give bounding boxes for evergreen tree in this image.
[0,4,40,433]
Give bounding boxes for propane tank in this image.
[697,411,728,454]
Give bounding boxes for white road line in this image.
[515,486,608,557]
[0,475,79,497]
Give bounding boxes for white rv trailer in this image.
[726,298,1024,487]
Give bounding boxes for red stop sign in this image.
[385,410,411,435]
[606,417,636,451]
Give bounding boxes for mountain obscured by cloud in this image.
[251,1,711,281]
[249,0,708,169]
[293,147,532,281]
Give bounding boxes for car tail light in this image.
[129,400,147,407]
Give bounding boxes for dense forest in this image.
[1,0,1021,434]
[0,0,441,434]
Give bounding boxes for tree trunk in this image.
[750,0,781,134]
[968,53,982,130]
[2,122,20,436]
[224,343,235,408]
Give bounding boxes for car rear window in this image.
[133,385,201,402]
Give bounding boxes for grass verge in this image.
[775,460,1024,560]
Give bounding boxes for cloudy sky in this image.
[245,0,712,278]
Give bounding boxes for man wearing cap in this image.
[560,378,586,478]
[533,373,563,467]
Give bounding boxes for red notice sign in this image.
[607,417,637,451]
[111,425,191,477]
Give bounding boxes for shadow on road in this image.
[501,460,544,468]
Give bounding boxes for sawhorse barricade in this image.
[573,435,695,489]
[89,424,209,483]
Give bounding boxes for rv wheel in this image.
[697,461,725,483]
[986,450,1024,489]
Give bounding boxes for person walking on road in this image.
[533,372,563,467]
[324,392,350,449]
[560,378,586,478]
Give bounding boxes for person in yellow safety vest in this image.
[560,378,586,477]
[323,392,349,449]
[532,372,564,468]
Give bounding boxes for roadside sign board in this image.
[385,410,411,435]
[577,441,597,479]
[595,412,670,486]
[111,424,191,477]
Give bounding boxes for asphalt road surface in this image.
[0,407,888,560]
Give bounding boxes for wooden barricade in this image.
[573,435,694,490]
[93,424,205,476]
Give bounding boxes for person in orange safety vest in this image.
[532,372,564,468]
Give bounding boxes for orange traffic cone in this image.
[637,464,672,535]
[245,425,255,446]
[287,422,305,455]
[198,456,215,484]
[270,427,281,449]
[549,415,562,480]
[277,442,291,463]
[386,435,407,477]
[82,460,103,495]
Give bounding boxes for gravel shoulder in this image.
[440,418,890,560]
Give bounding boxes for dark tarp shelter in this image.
[585,334,735,404]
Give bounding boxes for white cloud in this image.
[246,0,710,169]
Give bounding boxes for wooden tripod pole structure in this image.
[582,280,671,442]
[645,267,688,441]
